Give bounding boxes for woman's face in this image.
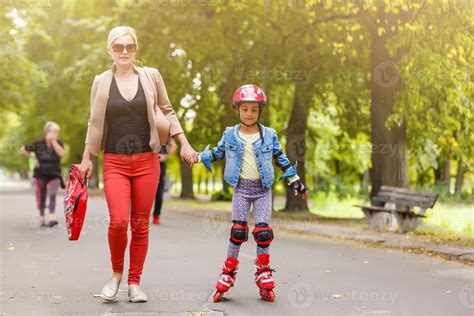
[238,102,260,126]
[45,129,59,139]
[108,34,137,67]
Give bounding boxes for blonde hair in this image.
[44,121,60,133]
[107,26,138,49]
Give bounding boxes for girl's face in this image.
[108,34,137,67]
[238,102,260,126]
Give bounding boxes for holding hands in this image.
[180,143,199,168]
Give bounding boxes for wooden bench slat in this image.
[379,186,439,208]
[353,204,426,218]
[375,191,438,207]
[373,195,436,209]
[378,190,438,201]
[380,186,439,197]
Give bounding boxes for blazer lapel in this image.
[137,66,159,149]
[137,67,156,112]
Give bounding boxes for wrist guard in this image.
[288,179,308,195]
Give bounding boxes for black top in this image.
[105,76,152,154]
[25,139,64,179]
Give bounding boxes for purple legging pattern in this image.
[227,178,272,259]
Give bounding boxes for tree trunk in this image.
[284,83,309,212]
[418,166,427,187]
[212,172,216,192]
[334,158,341,175]
[360,169,369,194]
[434,161,442,184]
[197,172,202,194]
[369,8,409,197]
[443,159,451,191]
[454,160,464,198]
[179,158,194,199]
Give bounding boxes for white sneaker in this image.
[100,276,121,301]
[128,284,148,303]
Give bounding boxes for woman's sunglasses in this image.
[111,43,137,53]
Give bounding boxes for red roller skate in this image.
[254,254,275,302]
[212,257,239,302]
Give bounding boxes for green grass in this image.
[420,203,474,239]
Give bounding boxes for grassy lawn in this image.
[416,203,474,239]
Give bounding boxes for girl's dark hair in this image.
[257,122,264,145]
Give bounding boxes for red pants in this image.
[103,151,160,285]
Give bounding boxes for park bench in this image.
[354,186,439,233]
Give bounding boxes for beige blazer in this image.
[85,64,184,156]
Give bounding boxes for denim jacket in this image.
[200,124,298,189]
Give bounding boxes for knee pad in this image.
[230,221,249,245]
[253,223,274,248]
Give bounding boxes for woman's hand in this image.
[19,146,32,158]
[79,145,93,179]
[180,143,198,167]
[79,144,93,179]
[79,157,93,179]
[172,133,198,167]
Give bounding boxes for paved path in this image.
[1,189,473,315]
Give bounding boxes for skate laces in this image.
[255,264,275,279]
[221,266,238,277]
[221,271,236,279]
[258,270,272,280]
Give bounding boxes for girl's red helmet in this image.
[232,84,267,107]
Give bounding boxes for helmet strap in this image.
[240,121,256,127]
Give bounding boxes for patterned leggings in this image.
[227,178,272,259]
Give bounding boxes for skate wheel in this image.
[260,289,275,302]
[213,291,223,303]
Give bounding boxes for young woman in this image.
[79,26,197,303]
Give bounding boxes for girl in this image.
[197,84,309,302]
